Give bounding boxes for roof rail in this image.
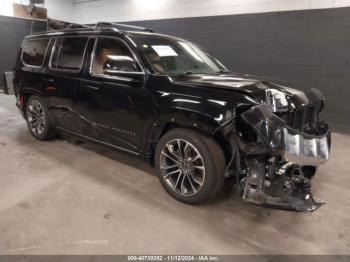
[66,23,93,30]
[30,22,105,35]
[35,22,154,34]
[94,22,154,32]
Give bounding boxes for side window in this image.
[51,37,88,71]
[22,39,50,67]
[91,38,141,75]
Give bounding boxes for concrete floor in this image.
[0,93,349,255]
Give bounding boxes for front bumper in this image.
[238,104,331,212]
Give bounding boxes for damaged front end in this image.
[231,103,331,212]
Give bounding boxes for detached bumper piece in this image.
[283,128,330,166]
[240,104,331,212]
[242,159,324,212]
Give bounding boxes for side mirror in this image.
[103,56,139,75]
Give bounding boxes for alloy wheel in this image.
[27,99,46,136]
[160,139,206,197]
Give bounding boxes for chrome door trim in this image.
[57,127,140,156]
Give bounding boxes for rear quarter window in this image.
[50,37,88,72]
[21,39,50,67]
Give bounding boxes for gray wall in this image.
[130,7,350,132]
[0,16,46,88]
[73,0,350,24]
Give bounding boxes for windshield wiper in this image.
[216,70,230,73]
[185,71,229,75]
[185,71,207,75]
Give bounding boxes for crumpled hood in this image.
[170,73,312,107]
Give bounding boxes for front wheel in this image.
[155,128,226,204]
[25,95,57,141]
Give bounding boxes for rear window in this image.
[50,37,88,71]
[22,39,50,67]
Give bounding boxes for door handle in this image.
[86,85,100,91]
[44,78,56,91]
[60,107,70,112]
[43,78,55,83]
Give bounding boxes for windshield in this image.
[131,34,229,75]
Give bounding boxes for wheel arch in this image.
[20,87,44,114]
[145,111,233,166]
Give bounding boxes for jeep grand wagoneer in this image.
[14,23,331,211]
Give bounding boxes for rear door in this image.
[43,36,88,133]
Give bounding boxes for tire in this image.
[25,95,57,141]
[155,128,226,204]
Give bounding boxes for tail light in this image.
[19,95,24,108]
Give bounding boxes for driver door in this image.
[80,37,146,154]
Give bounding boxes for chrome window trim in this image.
[124,34,138,48]
[21,38,51,69]
[89,36,145,82]
[48,36,89,74]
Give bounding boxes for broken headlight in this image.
[270,128,283,148]
[265,89,289,113]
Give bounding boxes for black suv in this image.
[14,23,331,211]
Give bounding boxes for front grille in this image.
[288,105,316,131]
[293,109,304,130]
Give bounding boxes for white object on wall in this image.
[43,0,75,22]
[0,0,75,22]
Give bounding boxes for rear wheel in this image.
[25,95,57,140]
[155,128,226,204]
